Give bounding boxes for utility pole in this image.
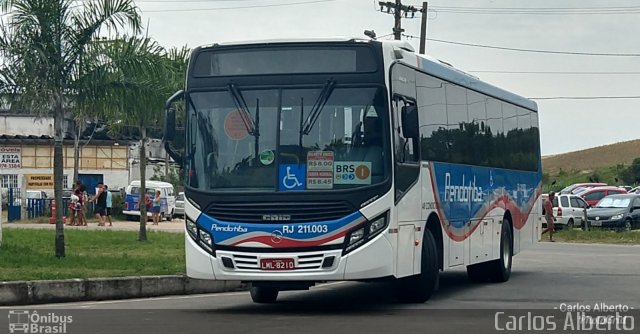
[378,1,419,40]
[419,2,428,54]
[393,0,402,40]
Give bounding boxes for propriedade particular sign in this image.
[25,174,54,189]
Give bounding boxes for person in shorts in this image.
[541,191,556,242]
[151,190,161,225]
[104,185,113,227]
[93,182,107,226]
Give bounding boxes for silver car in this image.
[175,192,185,218]
[553,194,589,229]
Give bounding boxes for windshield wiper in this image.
[301,79,336,135]
[227,83,259,136]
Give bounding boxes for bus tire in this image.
[250,286,279,303]
[492,220,513,282]
[396,229,439,303]
[466,219,513,283]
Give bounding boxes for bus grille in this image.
[206,201,354,223]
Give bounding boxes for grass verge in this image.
[0,228,185,281]
[542,229,640,244]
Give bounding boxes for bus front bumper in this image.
[185,232,395,282]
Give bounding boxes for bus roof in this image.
[200,37,370,49]
[384,41,538,112]
[193,37,537,112]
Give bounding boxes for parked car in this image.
[559,183,607,194]
[629,186,640,194]
[175,192,185,218]
[586,194,640,231]
[552,194,589,229]
[26,190,47,199]
[122,180,176,221]
[575,186,627,207]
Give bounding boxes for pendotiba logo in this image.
[444,172,484,203]
[210,224,248,233]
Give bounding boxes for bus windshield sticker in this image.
[307,151,334,189]
[279,164,306,191]
[259,149,275,165]
[223,109,250,140]
[334,162,372,185]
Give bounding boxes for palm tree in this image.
[94,36,187,241]
[0,0,141,257]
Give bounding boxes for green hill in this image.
[542,139,640,191]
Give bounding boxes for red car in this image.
[576,186,628,207]
[559,182,607,194]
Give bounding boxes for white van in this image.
[123,180,176,221]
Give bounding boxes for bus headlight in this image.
[349,228,365,244]
[199,230,213,247]
[186,217,215,256]
[186,219,198,238]
[369,216,386,234]
[343,211,389,255]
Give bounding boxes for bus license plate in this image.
[260,258,295,271]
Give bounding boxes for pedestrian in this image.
[68,192,80,226]
[92,182,107,226]
[74,180,88,226]
[541,191,556,242]
[105,184,113,227]
[152,190,161,225]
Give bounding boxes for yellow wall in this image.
[20,144,128,170]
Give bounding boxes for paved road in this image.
[2,242,639,333]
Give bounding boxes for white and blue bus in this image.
[163,38,542,303]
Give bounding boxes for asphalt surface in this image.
[2,242,639,333]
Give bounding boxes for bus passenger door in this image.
[390,64,421,277]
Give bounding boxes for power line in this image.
[140,0,339,12]
[401,34,640,57]
[427,5,640,15]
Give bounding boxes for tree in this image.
[620,158,640,185]
[95,36,187,241]
[0,0,141,257]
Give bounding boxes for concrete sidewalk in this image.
[2,219,185,233]
[0,276,245,306]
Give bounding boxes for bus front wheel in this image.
[396,229,439,303]
[250,286,279,303]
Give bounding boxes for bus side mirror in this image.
[401,105,418,139]
[164,108,176,141]
[163,90,185,166]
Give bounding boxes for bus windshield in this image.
[186,86,389,192]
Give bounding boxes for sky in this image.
[130,0,640,156]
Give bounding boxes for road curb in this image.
[0,276,246,306]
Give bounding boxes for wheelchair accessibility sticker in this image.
[279,164,306,191]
